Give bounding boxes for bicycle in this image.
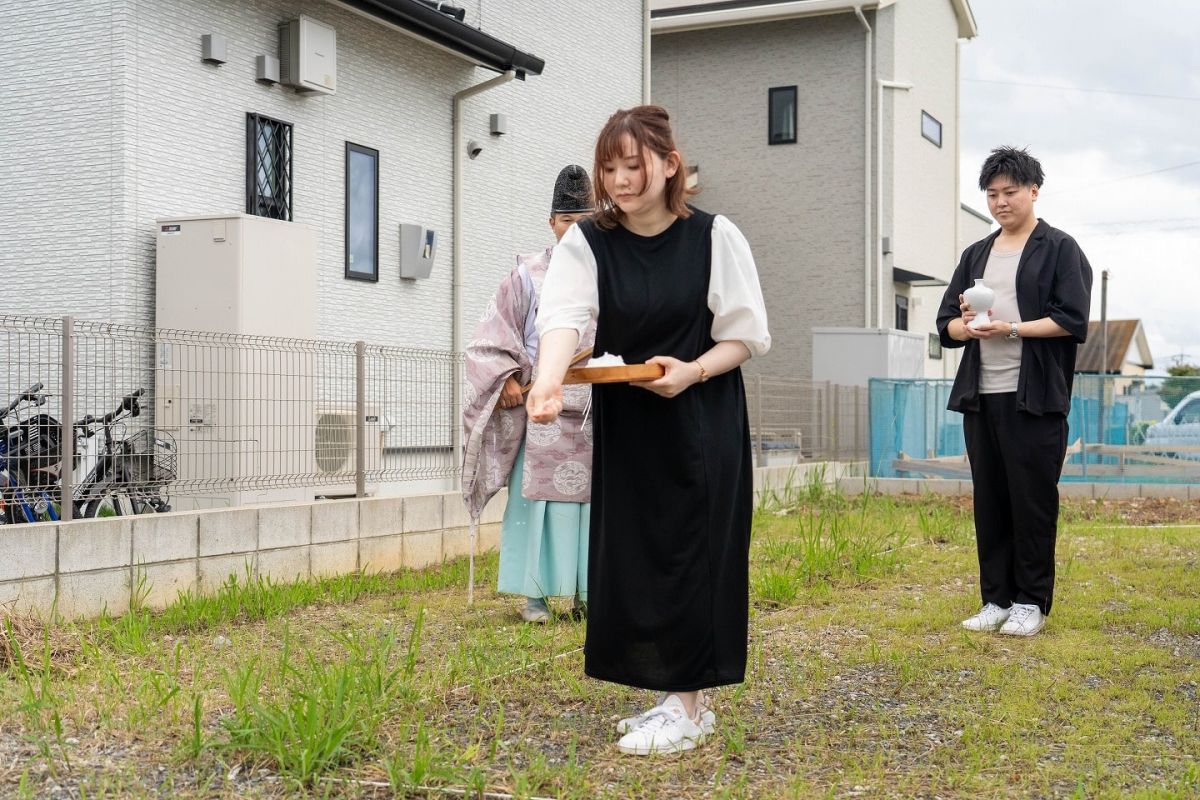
[0,383,65,524]
[74,389,177,517]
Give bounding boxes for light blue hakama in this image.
[497,444,589,600]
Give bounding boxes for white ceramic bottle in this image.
[963,279,995,330]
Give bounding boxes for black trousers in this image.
[963,392,1068,615]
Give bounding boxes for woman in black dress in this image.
[527,106,770,755]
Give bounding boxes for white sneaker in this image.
[961,602,1011,631]
[616,693,716,735]
[999,603,1045,636]
[616,695,707,755]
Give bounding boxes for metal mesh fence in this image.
[0,316,461,521]
[0,314,898,522]
[743,375,869,466]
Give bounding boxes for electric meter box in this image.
[279,16,337,95]
[399,224,437,279]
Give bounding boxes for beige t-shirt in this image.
[979,247,1024,394]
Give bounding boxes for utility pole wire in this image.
[964,78,1200,103]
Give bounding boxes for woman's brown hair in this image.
[591,105,696,230]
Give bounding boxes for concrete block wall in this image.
[0,461,876,621]
[0,489,505,620]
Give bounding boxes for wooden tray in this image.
[563,363,664,385]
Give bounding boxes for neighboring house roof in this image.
[330,0,545,76]
[893,267,948,287]
[960,203,991,224]
[651,0,978,39]
[1076,319,1154,373]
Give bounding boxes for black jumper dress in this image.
[576,209,753,692]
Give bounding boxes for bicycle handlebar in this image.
[103,388,146,424]
[3,383,48,418]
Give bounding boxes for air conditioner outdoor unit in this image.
[279,16,337,95]
[312,404,390,497]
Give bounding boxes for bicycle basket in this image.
[11,414,61,472]
[117,429,178,487]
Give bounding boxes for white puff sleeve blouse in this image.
[536,215,771,357]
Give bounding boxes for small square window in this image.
[928,333,943,360]
[769,86,797,145]
[345,142,379,282]
[246,113,293,220]
[895,294,909,331]
[921,111,943,148]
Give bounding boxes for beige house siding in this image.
[653,13,873,381]
[652,0,969,382]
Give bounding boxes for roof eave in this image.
[948,0,978,39]
[1132,320,1155,369]
[651,0,897,34]
[329,0,544,76]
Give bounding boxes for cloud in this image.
[960,0,1200,368]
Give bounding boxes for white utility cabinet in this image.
[154,213,331,509]
[812,327,926,388]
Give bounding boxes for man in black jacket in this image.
[936,147,1092,637]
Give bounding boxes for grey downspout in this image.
[854,6,872,328]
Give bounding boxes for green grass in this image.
[1,487,1198,798]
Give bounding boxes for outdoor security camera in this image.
[467,139,483,160]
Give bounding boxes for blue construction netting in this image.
[869,374,1200,484]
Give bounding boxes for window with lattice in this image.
[246,113,293,221]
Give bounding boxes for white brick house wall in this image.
[1,0,643,350]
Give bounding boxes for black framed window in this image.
[769,86,797,145]
[921,111,943,148]
[895,294,909,331]
[345,142,379,282]
[928,333,942,360]
[246,113,293,220]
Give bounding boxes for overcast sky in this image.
[959,0,1200,372]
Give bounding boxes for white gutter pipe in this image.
[454,70,515,607]
[643,0,652,103]
[876,78,912,328]
[853,6,872,328]
[452,69,516,484]
[951,40,962,378]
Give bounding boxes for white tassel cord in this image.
[468,517,477,606]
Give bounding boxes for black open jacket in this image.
[936,219,1093,416]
